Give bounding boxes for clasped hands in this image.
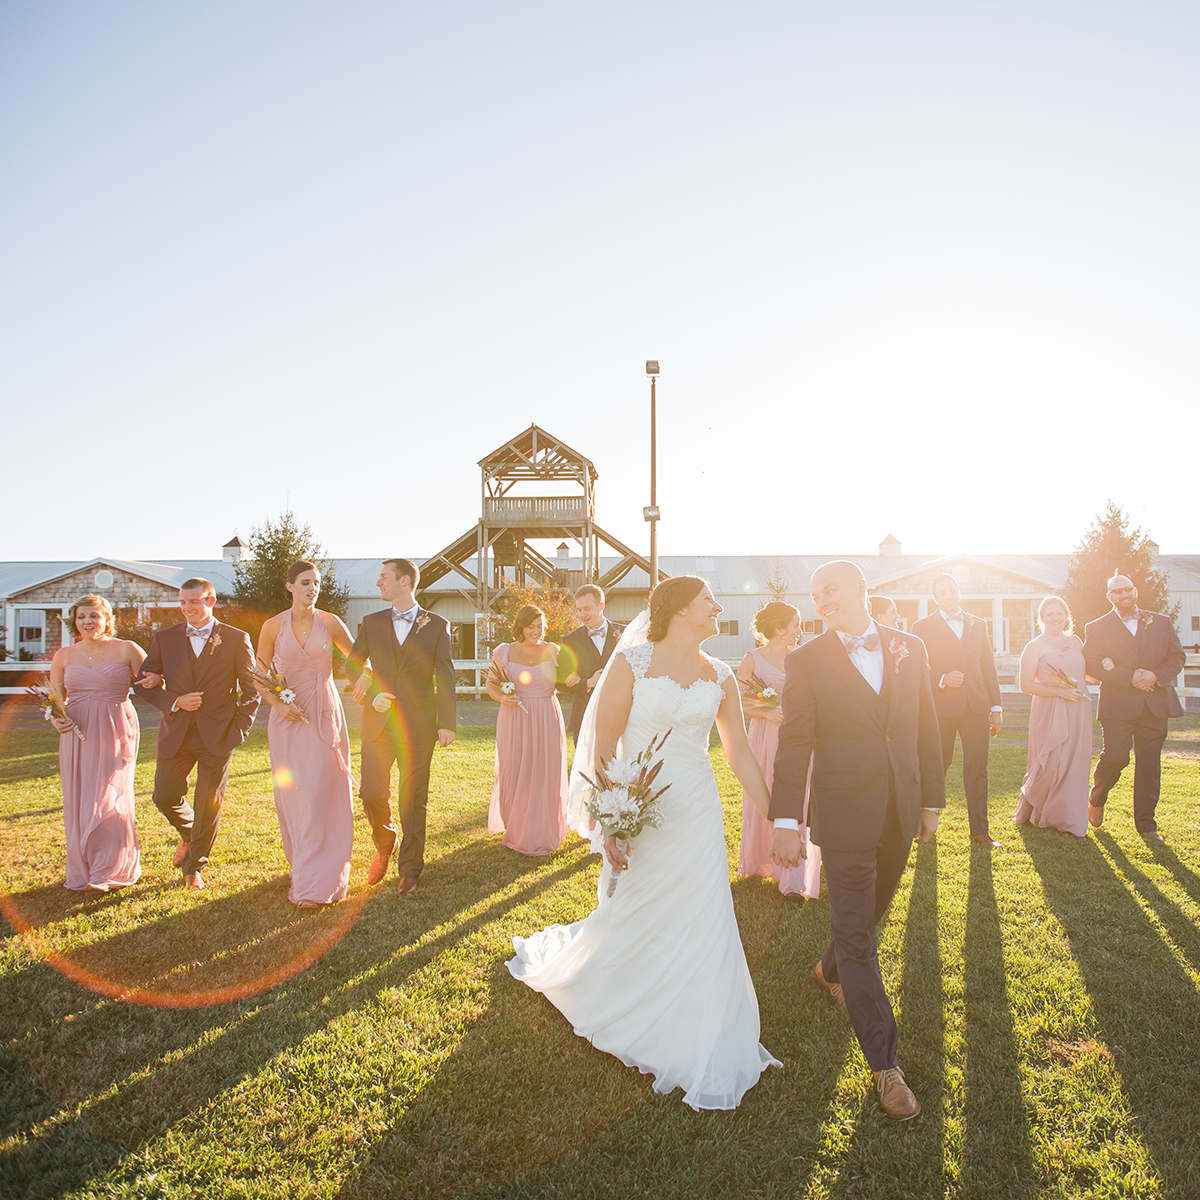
[1102,657,1158,691]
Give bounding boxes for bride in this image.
[507,576,791,1110]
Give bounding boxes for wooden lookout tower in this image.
[416,425,664,615]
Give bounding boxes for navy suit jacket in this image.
[1082,609,1184,721]
[911,610,1002,718]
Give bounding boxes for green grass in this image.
[1,716,1199,1199]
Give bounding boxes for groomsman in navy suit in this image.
[557,584,624,740]
[1083,572,1185,842]
[772,561,944,1121]
[345,558,457,896]
[912,574,1004,848]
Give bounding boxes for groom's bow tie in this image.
[844,632,880,654]
[392,609,416,624]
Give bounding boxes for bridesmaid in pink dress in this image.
[1013,596,1094,839]
[487,605,569,856]
[48,594,145,892]
[255,563,357,906]
[737,602,821,898]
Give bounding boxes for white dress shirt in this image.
[775,619,884,832]
[1116,608,1139,637]
[186,618,215,658]
[941,609,966,640]
[392,604,420,647]
[587,620,609,653]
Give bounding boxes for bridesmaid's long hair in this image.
[1037,595,1074,635]
[647,576,707,642]
[753,602,799,645]
[67,594,116,639]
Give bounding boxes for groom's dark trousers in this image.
[772,625,945,1071]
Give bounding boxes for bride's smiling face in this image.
[678,586,723,637]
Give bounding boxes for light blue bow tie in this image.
[392,609,416,624]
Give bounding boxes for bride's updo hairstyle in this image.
[752,602,798,645]
[647,576,707,642]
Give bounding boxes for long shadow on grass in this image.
[961,845,1036,1198]
[1146,839,1200,914]
[1098,832,1200,975]
[0,840,592,1200]
[337,885,845,1200]
[1022,829,1200,1197]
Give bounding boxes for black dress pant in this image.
[820,798,913,1072]
[152,723,232,875]
[939,708,991,836]
[1090,701,1169,833]
[359,726,434,879]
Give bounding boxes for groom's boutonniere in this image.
[208,630,222,656]
[888,637,910,674]
[415,612,431,633]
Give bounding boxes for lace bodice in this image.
[620,644,730,753]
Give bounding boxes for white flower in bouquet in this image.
[279,687,297,706]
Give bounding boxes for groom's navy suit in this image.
[346,606,456,880]
[1083,608,1184,834]
[771,623,944,1071]
[556,621,625,738]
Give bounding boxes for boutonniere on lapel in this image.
[414,612,432,633]
[208,630,223,656]
[888,638,910,675]
[1138,612,1153,629]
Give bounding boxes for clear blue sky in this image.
[2,1,1196,564]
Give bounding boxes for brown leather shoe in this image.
[173,839,189,868]
[812,960,845,1006]
[1140,831,1165,844]
[874,1066,921,1121]
[970,834,1002,849]
[1088,805,1104,828]
[183,872,205,890]
[396,876,418,897]
[367,847,393,886]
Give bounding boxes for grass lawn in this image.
[2,712,1199,1199]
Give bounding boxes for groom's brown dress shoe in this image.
[367,847,393,886]
[183,872,205,891]
[1088,805,1104,828]
[396,877,418,897]
[173,839,189,869]
[874,1067,921,1121]
[812,960,845,1006]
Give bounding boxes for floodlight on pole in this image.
[644,360,660,589]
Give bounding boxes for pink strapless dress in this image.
[1013,640,1093,838]
[60,662,141,891]
[488,643,569,856]
[738,649,821,898]
[268,613,354,903]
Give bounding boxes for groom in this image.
[346,558,456,896]
[135,578,260,889]
[771,560,944,1120]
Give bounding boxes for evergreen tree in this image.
[1061,501,1177,631]
[765,560,792,603]
[225,511,349,646]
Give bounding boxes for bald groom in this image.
[771,560,945,1121]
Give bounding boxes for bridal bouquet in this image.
[27,679,85,740]
[249,663,309,723]
[579,730,673,896]
[487,662,527,712]
[738,673,779,708]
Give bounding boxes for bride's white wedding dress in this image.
[506,641,780,1110]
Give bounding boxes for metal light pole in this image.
[644,360,661,588]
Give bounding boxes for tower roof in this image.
[477,424,598,482]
